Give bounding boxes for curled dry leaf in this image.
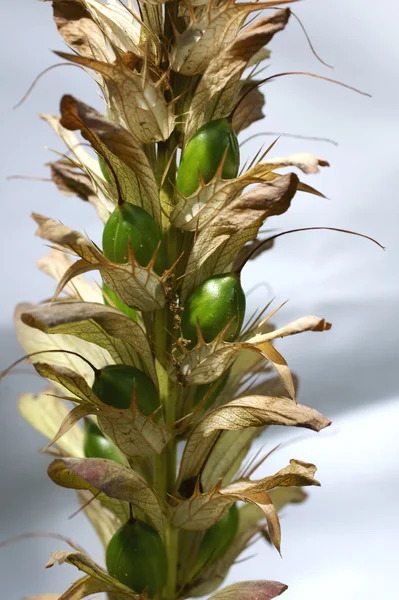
[57,52,175,144]
[18,389,84,457]
[173,315,331,395]
[59,95,161,223]
[23,596,60,600]
[208,580,288,600]
[21,302,158,386]
[170,2,286,76]
[48,457,165,537]
[34,363,170,459]
[171,152,326,234]
[232,85,265,135]
[37,249,103,303]
[178,395,331,486]
[185,9,291,142]
[33,214,167,311]
[14,303,111,387]
[180,174,299,299]
[46,550,140,598]
[49,160,96,202]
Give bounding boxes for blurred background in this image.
[0,0,398,598]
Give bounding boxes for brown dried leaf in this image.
[173,459,319,537]
[170,2,288,76]
[232,86,265,135]
[48,458,165,537]
[178,396,330,486]
[185,9,291,141]
[33,214,166,311]
[208,580,288,600]
[57,574,118,600]
[21,302,158,386]
[18,389,85,456]
[23,596,60,600]
[171,154,327,233]
[59,95,161,223]
[46,550,139,597]
[50,160,95,202]
[35,363,169,459]
[14,303,111,387]
[57,53,174,143]
[181,174,298,299]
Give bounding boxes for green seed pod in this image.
[102,283,137,321]
[98,155,112,183]
[194,504,239,574]
[181,273,246,349]
[92,365,159,415]
[193,370,229,412]
[83,419,123,463]
[176,118,240,197]
[102,202,166,275]
[106,519,167,597]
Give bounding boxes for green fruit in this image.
[106,519,167,597]
[194,504,239,573]
[99,155,111,183]
[102,203,166,275]
[102,283,137,321]
[92,365,159,415]
[193,370,229,412]
[176,118,240,197]
[181,273,246,349]
[83,420,123,463]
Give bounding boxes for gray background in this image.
[0,0,398,598]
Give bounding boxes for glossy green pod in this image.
[92,365,159,415]
[102,283,137,321]
[102,203,166,275]
[83,420,123,463]
[99,155,112,183]
[194,504,239,573]
[106,519,167,597]
[193,370,229,412]
[181,273,246,349]
[176,118,240,197]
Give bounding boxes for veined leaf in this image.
[59,95,161,223]
[232,86,265,135]
[57,53,174,144]
[46,550,140,597]
[35,363,170,459]
[184,9,291,142]
[21,302,158,387]
[170,2,288,76]
[48,458,165,537]
[33,214,166,311]
[178,396,330,486]
[82,0,141,55]
[208,580,288,600]
[180,174,299,298]
[18,389,84,457]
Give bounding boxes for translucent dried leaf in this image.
[59,95,161,223]
[184,9,290,142]
[208,580,288,600]
[15,303,111,387]
[172,154,326,233]
[46,550,139,597]
[77,490,121,548]
[35,363,169,459]
[173,459,319,535]
[48,458,165,537]
[82,0,141,54]
[178,396,330,486]
[57,53,174,143]
[57,574,118,600]
[170,2,286,76]
[24,596,60,600]
[18,389,84,456]
[180,174,298,298]
[21,302,158,387]
[232,86,265,135]
[37,249,103,303]
[33,214,166,311]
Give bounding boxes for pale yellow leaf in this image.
[18,389,84,456]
